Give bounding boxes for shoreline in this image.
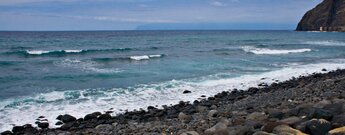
[2,68,345,134]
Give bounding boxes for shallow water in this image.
[1,30,345,131]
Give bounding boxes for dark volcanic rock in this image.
[59,114,77,123]
[37,122,49,129]
[183,90,192,94]
[1,131,13,135]
[306,119,332,135]
[296,0,345,32]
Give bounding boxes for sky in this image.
[0,0,322,31]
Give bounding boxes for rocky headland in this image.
[2,69,345,135]
[296,0,345,32]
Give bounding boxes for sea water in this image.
[1,30,345,131]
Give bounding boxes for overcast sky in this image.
[0,0,322,30]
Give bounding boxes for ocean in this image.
[1,30,345,131]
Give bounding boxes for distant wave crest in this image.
[304,40,345,46]
[242,46,312,55]
[130,54,165,61]
[6,48,133,56]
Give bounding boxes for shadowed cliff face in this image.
[296,0,345,32]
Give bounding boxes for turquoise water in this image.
[1,30,345,130]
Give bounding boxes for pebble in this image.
[306,119,332,135]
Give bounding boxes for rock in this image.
[55,121,63,125]
[38,116,45,119]
[331,115,345,127]
[246,112,268,122]
[253,131,275,135]
[208,110,218,118]
[262,122,286,133]
[12,126,24,134]
[279,116,303,125]
[328,126,345,135]
[183,90,192,94]
[204,122,228,135]
[296,0,345,32]
[268,111,284,120]
[84,113,98,120]
[196,106,208,113]
[178,112,192,123]
[180,131,199,135]
[95,124,114,134]
[306,119,332,135]
[323,103,343,115]
[1,131,13,135]
[314,100,332,108]
[272,125,307,135]
[59,114,76,123]
[37,122,49,129]
[295,121,308,133]
[60,122,76,130]
[322,69,327,71]
[312,108,333,120]
[98,113,112,120]
[227,125,253,135]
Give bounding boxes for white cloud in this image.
[211,1,227,7]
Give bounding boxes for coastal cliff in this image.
[296,0,345,32]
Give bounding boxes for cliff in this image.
[296,0,345,32]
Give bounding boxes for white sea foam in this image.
[130,54,163,60]
[304,40,345,46]
[242,46,312,55]
[26,50,51,55]
[55,59,121,74]
[1,60,345,131]
[64,50,83,53]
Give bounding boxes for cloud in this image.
[210,1,227,7]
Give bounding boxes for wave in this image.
[304,40,345,46]
[92,54,165,62]
[1,60,345,131]
[130,54,165,61]
[6,48,133,56]
[242,46,312,55]
[54,59,122,74]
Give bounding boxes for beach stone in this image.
[331,115,345,127]
[314,100,331,108]
[227,125,253,135]
[196,106,208,113]
[55,121,63,125]
[253,131,275,135]
[1,131,13,135]
[208,110,218,118]
[180,131,199,135]
[84,113,98,120]
[59,114,76,123]
[262,122,285,133]
[246,112,268,122]
[328,126,345,135]
[11,126,24,134]
[183,90,192,94]
[95,124,114,134]
[312,108,333,120]
[268,111,284,120]
[204,122,228,135]
[178,112,192,123]
[272,125,307,135]
[98,113,112,120]
[60,122,76,130]
[295,121,308,133]
[279,116,303,125]
[37,122,49,129]
[306,119,332,135]
[323,103,343,115]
